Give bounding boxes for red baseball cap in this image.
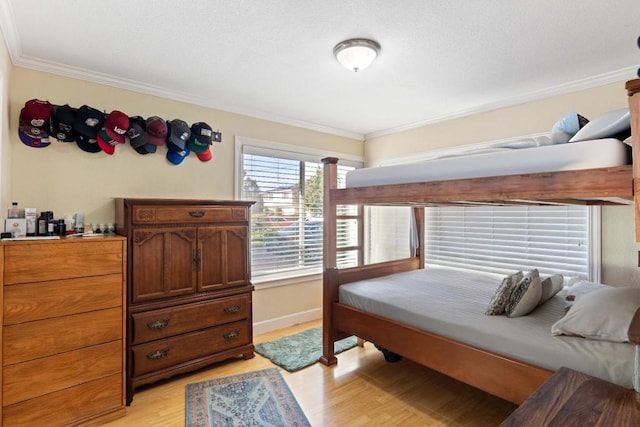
[195,147,212,162]
[19,99,52,138]
[20,99,53,129]
[146,116,167,146]
[104,110,129,144]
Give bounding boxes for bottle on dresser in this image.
[5,202,26,237]
[7,202,18,218]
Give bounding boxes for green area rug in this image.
[255,327,357,372]
[185,368,310,427]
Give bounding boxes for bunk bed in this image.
[319,78,640,405]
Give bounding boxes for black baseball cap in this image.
[50,104,77,142]
[166,119,191,150]
[127,116,157,155]
[76,134,102,153]
[73,105,104,139]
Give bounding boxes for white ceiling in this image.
[1,0,638,140]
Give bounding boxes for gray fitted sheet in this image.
[338,265,636,388]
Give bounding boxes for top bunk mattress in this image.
[338,265,636,389]
[346,138,629,188]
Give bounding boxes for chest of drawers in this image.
[1,237,127,426]
[115,198,255,404]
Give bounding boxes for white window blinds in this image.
[424,205,594,279]
[366,206,412,264]
[240,144,357,281]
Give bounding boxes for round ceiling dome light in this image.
[333,38,381,72]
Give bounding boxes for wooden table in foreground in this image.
[500,367,640,426]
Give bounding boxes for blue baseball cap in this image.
[19,129,50,148]
[166,147,190,165]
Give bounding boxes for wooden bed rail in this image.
[336,258,421,285]
[626,78,640,242]
[327,166,632,207]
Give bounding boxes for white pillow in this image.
[506,269,541,318]
[568,108,630,142]
[538,274,563,306]
[551,287,640,342]
[551,112,589,143]
[485,271,523,315]
[566,280,609,301]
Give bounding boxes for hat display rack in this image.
[17,99,222,165]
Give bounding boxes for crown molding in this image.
[365,67,637,140]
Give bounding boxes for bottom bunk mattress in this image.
[338,265,637,388]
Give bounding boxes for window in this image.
[365,206,412,264]
[424,205,599,280]
[236,137,361,282]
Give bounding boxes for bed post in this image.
[413,207,426,269]
[626,79,640,242]
[627,79,640,346]
[320,157,339,365]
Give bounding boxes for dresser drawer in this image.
[3,239,124,284]
[3,373,123,426]
[132,320,250,376]
[4,307,122,365]
[4,274,123,325]
[132,205,248,224]
[3,340,122,405]
[132,295,249,345]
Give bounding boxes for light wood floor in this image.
[103,320,517,426]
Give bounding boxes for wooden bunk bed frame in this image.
[319,78,640,405]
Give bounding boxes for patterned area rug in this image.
[185,368,310,427]
[255,327,357,372]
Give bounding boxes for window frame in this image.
[234,136,363,286]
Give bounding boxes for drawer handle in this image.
[189,211,205,218]
[147,319,170,330]
[223,331,240,341]
[224,304,241,314]
[147,349,169,360]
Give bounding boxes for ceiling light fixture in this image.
[333,38,381,72]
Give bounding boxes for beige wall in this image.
[602,206,639,286]
[365,81,640,286]
[7,67,362,329]
[0,29,11,219]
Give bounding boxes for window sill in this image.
[252,271,322,290]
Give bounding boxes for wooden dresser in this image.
[115,198,255,404]
[0,237,127,426]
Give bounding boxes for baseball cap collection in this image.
[18,99,220,164]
